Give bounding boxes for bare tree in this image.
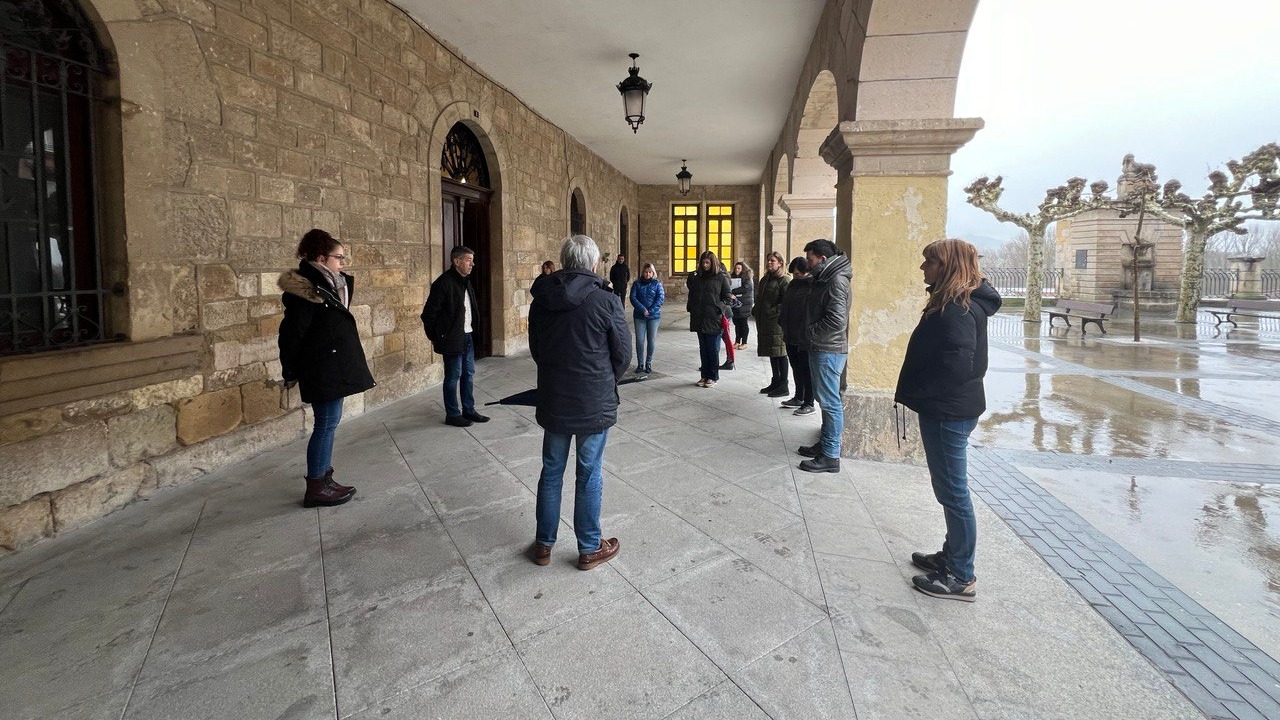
[983,229,1058,270]
[965,176,1109,321]
[1141,143,1280,321]
[1207,222,1280,268]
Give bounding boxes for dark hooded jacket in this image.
[277,261,376,404]
[420,266,478,355]
[802,252,853,353]
[529,269,632,434]
[894,280,1003,421]
[752,271,789,357]
[779,275,812,347]
[686,267,733,334]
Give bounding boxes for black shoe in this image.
[463,411,489,423]
[793,404,816,416]
[767,385,790,398]
[445,415,473,427]
[780,397,802,408]
[912,570,976,602]
[720,361,735,370]
[797,443,820,458]
[911,551,946,573]
[799,455,840,473]
[644,364,652,374]
[759,384,775,394]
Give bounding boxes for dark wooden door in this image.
[441,179,493,358]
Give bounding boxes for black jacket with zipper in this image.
[894,280,1002,421]
[278,261,376,404]
[801,253,853,354]
[420,266,478,355]
[685,269,733,334]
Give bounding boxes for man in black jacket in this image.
[796,238,852,473]
[421,245,489,427]
[528,234,631,571]
[609,254,631,305]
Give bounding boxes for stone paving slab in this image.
[0,321,1211,719]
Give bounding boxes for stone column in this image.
[780,195,836,259]
[766,214,790,259]
[1228,256,1266,300]
[820,118,984,461]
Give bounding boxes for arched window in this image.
[618,207,628,256]
[1,0,112,354]
[440,122,490,188]
[570,188,585,235]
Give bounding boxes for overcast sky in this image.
[947,0,1280,248]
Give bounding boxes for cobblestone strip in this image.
[970,448,1280,720]
[981,447,1280,486]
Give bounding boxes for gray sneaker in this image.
[793,404,815,416]
[912,570,976,602]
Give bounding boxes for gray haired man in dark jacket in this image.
[528,234,631,571]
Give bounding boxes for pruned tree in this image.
[1141,143,1280,321]
[965,175,1110,321]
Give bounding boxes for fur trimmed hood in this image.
[278,269,326,303]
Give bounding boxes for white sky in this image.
[947,0,1280,248]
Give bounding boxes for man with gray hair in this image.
[528,235,631,570]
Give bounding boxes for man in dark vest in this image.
[609,254,631,306]
[421,245,490,427]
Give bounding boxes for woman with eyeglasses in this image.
[278,228,376,508]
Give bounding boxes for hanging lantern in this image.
[616,53,652,133]
[676,159,692,196]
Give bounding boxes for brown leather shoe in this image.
[303,477,355,507]
[577,537,620,570]
[323,467,354,494]
[530,542,553,566]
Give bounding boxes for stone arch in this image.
[569,185,586,236]
[425,101,512,352]
[784,70,839,255]
[767,153,792,258]
[854,0,978,120]
[617,203,630,261]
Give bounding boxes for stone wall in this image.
[636,185,762,298]
[0,0,638,550]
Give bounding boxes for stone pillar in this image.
[1228,256,1266,300]
[766,214,790,259]
[820,118,984,461]
[780,195,836,258]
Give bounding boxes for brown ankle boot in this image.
[303,477,355,507]
[323,467,354,494]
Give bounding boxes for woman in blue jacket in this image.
[628,262,665,374]
[895,238,1001,602]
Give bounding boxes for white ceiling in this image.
[395,0,829,186]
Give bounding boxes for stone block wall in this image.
[0,0,638,551]
[637,185,763,298]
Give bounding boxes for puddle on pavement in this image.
[978,373,1280,463]
[1131,377,1280,424]
[1020,467,1280,662]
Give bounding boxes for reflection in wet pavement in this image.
[1020,467,1280,662]
[981,309,1280,665]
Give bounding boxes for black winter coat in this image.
[752,271,789,356]
[609,263,631,294]
[802,253,853,354]
[731,274,755,319]
[895,280,1002,421]
[779,275,812,347]
[278,261,376,404]
[685,269,732,334]
[420,267,478,355]
[529,269,632,434]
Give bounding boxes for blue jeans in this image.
[442,333,475,417]
[808,352,847,458]
[535,430,609,554]
[634,315,659,367]
[697,332,721,381]
[918,415,979,583]
[306,397,344,479]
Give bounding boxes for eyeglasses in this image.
[325,253,347,261]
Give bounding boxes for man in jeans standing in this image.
[796,238,852,473]
[609,253,631,306]
[421,245,490,428]
[528,235,631,570]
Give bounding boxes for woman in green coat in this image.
[752,251,791,397]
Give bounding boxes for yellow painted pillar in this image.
[820,118,984,460]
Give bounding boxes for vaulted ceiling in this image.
[395,0,828,186]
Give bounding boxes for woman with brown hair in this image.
[752,251,790,397]
[895,238,1001,602]
[278,229,376,508]
[686,250,733,387]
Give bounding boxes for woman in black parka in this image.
[686,250,733,387]
[895,238,1001,603]
[278,229,376,508]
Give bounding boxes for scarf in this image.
[307,260,348,308]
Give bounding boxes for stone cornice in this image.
[780,194,836,217]
[820,118,984,177]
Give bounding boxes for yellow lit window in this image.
[706,204,734,266]
[671,204,700,273]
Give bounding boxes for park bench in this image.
[1205,299,1280,328]
[1045,299,1116,335]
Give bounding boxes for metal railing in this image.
[1200,268,1237,298]
[983,268,1062,298]
[1263,270,1280,299]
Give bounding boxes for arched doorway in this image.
[570,188,586,235]
[440,121,495,358]
[618,206,628,259]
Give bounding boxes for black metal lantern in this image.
[676,159,692,196]
[617,53,652,133]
